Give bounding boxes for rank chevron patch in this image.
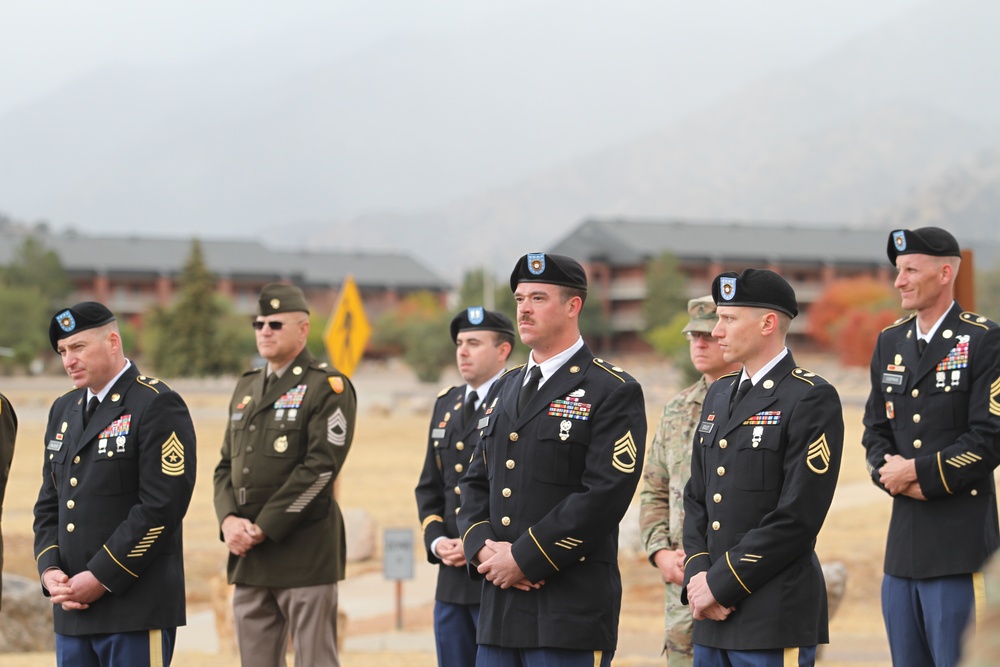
[991,376,1000,416]
[161,433,185,476]
[327,407,348,446]
[806,434,831,475]
[612,430,637,474]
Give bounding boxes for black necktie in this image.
[730,378,752,413]
[462,390,479,427]
[518,366,543,416]
[917,338,928,357]
[263,372,277,394]
[84,396,99,428]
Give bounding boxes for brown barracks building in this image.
[0,229,448,328]
[548,219,1000,353]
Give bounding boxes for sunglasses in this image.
[684,331,716,342]
[252,320,286,331]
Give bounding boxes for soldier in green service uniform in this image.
[214,283,357,667]
[639,296,739,666]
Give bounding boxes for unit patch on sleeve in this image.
[612,430,637,474]
[161,432,186,476]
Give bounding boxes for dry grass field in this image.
[0,355,971,666]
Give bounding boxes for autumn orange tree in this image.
[807,276,899,366]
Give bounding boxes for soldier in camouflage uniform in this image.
[639,296,739,665]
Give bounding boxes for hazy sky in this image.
[1,0,926,115]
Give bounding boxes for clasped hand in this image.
[476,540,544,592]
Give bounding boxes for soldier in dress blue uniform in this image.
[0,390,17,611]
[862,227,1000,667]
[416,307,515,667]
[682,269,844,667]
[214,283,356,667]
[33,302,197,666]
[457,253,646,667]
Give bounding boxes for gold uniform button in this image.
[67,523,75,533]
[509,432,519,442]
[719,439,728,449]
[249,425,257,432]
[506,460,516,470]
[502,488,512,498]
[73,456,81,464]
[887,386,893,394]
[454,463,463,473]
[455,507,461,515]
[713,493,722,503]
[70,478,78,487]
[911,389,920,398]
[108,451,114,458]
[454,486,461,495]
[501,516,511,526]
[945,386,952,393]
[971,489,979,496]
[49,453,54,460]
[717,466,726,477]
[712,521,721,531]
[752,442,759,449]
[67,500,75,509]
[913,439,922,449]
[456,441,465,451]
[434,441,439,448]
[913,414,921,423]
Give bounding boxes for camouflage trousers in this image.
[662,582,693,667]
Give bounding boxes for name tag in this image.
[882,372,904,386]
[431,428,446,439]
[698,421,715,434]
[47,440,63,451]
[230,413,244,421]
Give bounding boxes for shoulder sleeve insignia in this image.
[328,377,345,394]
[612,430,637,474]
[161,432,185,476]
[806,433,831,475]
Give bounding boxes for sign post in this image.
[323,275,371,377]
[383,528,415,630]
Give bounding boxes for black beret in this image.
[509,253,587,292]
[258,283,310,316]
[49,302,116,351]
[712,268,798,319]
[450,307,515,343]
[887,227,961,266]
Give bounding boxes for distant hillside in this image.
[308,0,1000,276]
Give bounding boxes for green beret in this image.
[258,283,310,316]
[712,268,798,319]
[887,227,961,266]
[49,302,116,351]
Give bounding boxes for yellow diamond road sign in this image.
[324,275,370,378]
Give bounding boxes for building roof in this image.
[548,218,1000,269]
[0,230,449,291]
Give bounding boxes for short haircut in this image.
[558,286,587,306]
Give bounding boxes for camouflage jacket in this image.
[639,376,708,559]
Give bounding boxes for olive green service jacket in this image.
[214,349,356,588]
